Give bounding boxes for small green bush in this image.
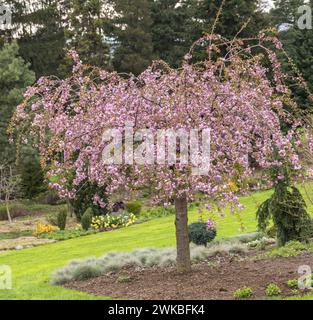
[57,210,67,230]
[285,240,307,251]
[263,241,307,259]
[265,283,281,297]
[46,213,58,226]
[125,200,142,216]
[0,204,29,221]
[247,236,275,250]
[116,276,132,283]
[287,279,298,289]
[81,208,93,230]
[188,222,216,246]
[234,287,253,299]
[142,206,175,218]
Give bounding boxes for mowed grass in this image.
[0,184,313,300]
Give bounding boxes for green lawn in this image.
[0,185,313,300]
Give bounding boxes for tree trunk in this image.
[174,195,191,273]
[67,199,73,217]
[5,196,12,224]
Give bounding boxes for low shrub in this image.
[247,237,276,249]
[265,283,281,297]
[0,204,29,221]
[0,230,33,240]
[234,287,253,299]
[141,206,175,218]
[33,223,54,236]
[71,265,103,281]
[206,241,248,256]
[46,213,58,226]
[125,200,142,216]
[116,276,132,283]
[39,229,96,241]
[188,220,216,246]
[51,241,248,285]
[229,232,264,244]
[81,208,93,231]
[91,212,136,230]
[262,241,307,259]
[287,279,298,289]
[57,210,67,230]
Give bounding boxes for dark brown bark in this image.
[174,195,191,273]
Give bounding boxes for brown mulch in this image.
[64,252,313,300]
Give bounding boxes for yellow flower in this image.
[228,181,239,192]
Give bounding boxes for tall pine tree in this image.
[271,0,305,25]
[270,0,313,110]
[1,0,67,78]
[150,0,269,68]
[194,0,269,39]
[150,0,197,68]
[110,0,154,75]
[0,41,35,165]
[60,0,112,75]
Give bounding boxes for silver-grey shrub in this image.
[51,241,248,285]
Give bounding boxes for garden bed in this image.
[0,236,56,251]
[64,252,313,300]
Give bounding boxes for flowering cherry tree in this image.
[11,33,306,272]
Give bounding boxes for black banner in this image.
[0,300,309,319]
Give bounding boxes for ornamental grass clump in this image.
[51,241,248,285]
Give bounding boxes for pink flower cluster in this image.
[206,219,215,230]
[11,34,310,209]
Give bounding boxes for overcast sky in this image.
[265,0,274,11]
